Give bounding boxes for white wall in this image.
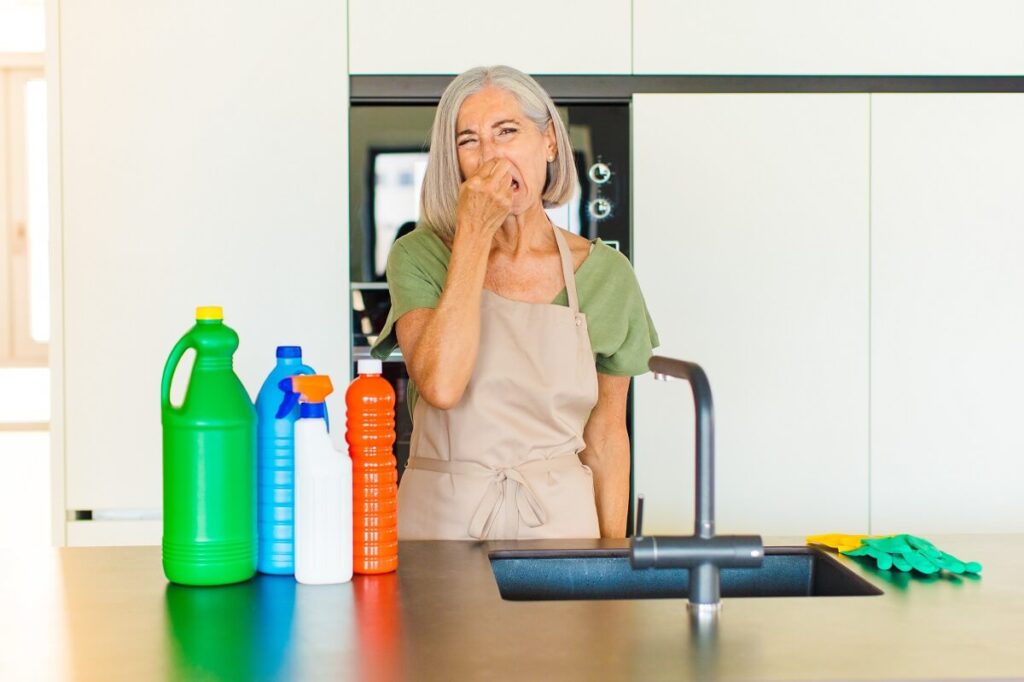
[0,431,50,548]
[870,94,1024,534]
[633,94,871,535]
[633,92,1024,535]
[347,0,1024,77]
[348,0,631,75]
[0,1,45,52]
[52,1,348,543]
[634,0,1024,75]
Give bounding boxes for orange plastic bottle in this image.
[346,359,398,574]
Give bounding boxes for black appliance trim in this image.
[352,75,1024,104]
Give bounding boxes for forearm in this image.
[580,425,631,538]
[406,226,491,407]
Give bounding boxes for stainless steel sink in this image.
[489,546,882,600]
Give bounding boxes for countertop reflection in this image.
[2,536,1023,681]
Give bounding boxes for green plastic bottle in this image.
[161,306,257,586]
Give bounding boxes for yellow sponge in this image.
[806,533,872,553]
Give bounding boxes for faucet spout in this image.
[648,356,715,539]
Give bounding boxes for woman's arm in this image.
[395,158,513,410]
[579,373,632,538]
[395,238,488,410]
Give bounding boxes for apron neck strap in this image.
[551,223,581,314]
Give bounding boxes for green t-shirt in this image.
[370,227,660,417]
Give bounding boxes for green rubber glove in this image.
[841,534,982,575]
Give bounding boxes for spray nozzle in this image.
[275,374,334,420]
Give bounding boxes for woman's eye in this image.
[499,127,517,136]
[458,138,477,147]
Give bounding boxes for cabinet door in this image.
[66,520,161,547]
[633,0,1024,75]
[633,93,869,535]
[58,1,350,516]
[348,0,631,75]
[871,94,1024,533]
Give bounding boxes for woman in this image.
[371,65,658,540]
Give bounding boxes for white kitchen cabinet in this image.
[632,93,870,535]
[870,94,1024,533]
[348,0,631,75]
[66,520,162,547]
[54,1,349,540]
[633,0,1024,75]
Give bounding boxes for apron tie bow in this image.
[467,466,548,540]
[405,453,585,540]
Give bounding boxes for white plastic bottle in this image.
[285,374,353,585]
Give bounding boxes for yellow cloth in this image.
[806,533,874,553]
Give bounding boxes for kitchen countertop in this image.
[3,535,1023,681]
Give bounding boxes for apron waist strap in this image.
[406,453,585,540]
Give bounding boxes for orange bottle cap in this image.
[292,375,334,403]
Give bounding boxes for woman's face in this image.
[455,86,557,216]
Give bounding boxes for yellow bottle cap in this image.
[195,306,224,321]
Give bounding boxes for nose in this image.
[479,137,502,164]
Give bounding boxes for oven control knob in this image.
[589,198,612,220]
[588,162,612,185]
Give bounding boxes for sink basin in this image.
[489,546,882,601]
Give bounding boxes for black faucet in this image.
[630,356,765,613]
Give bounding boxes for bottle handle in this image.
[161,335,196,412]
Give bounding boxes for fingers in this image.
[463,160,512,196]
[476,158,498,178]
[935,552,965,573]
[869,547,893,571]
[493,164,514,194]
[474,161,513,199]
[477,158,501,178]
[456,158,514,232]
[891,554,913,571]
[480,158,512,180]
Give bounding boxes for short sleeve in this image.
[593,252,660,376]
[370,239,443,359]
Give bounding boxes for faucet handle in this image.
[635,494,645,537]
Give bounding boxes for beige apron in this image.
[398,223,601,540]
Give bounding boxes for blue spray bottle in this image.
[254,346,319,574]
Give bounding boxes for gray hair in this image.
[419,65,577,243]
